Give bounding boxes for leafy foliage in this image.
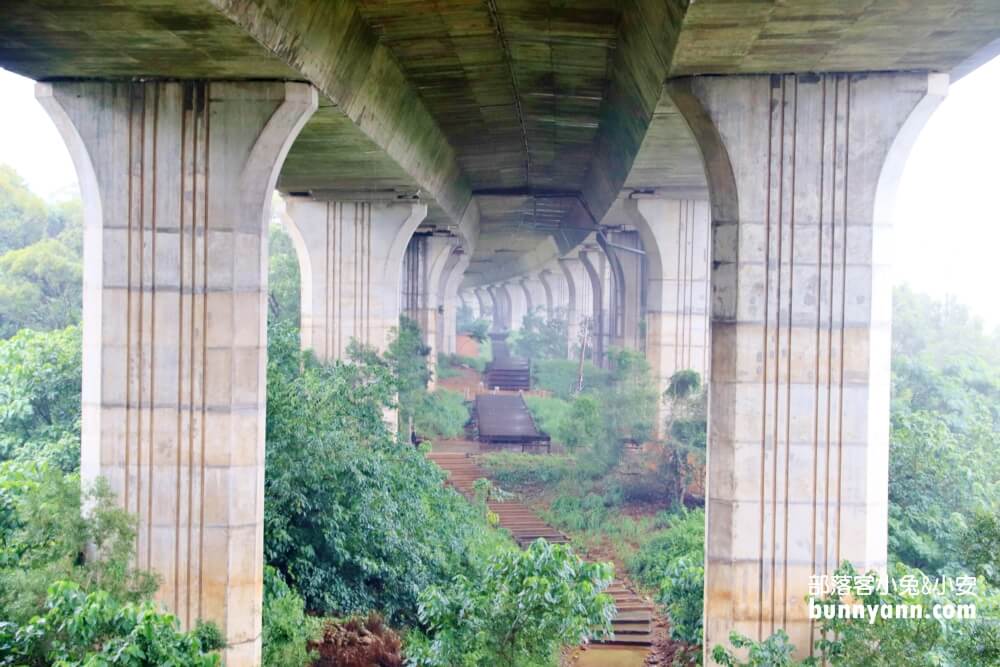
[264,321,509,624]
[0,166,84,338]
[0,326,81,471]
[889,288,1000,574]
[0,462,156,625]
[712,630,804,667]
[268,223,301,327]
[511,308,568,360]
[0,581,220,667]
[459,319,490,344]
[408,540,615,667]
[532,358,610,400]
[261,566,316,667]
[412,389,470,440]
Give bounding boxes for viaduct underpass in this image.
[3,1,999,663]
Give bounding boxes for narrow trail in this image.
[426,451,655,648]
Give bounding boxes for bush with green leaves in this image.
[439,352,486,374]
[712,630,804,667]
[511,308,568,360]
[477,452,578,487]
[267,223,301,327]
[408,539,616,667]
[0,326,81,471]
[413,389,470,439]
[627,509,705,644]
[459,318,490,343]
[265,321,510,624]
[0,581,221,667]
[261,566,317,667]
[532,358,610,400]
[0,461,156,625]
[713,562,1000,667]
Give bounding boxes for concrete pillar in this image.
[520,275,548,320]
[504,281,528,331]
[557,255,588,359]
[487,284,511,331]
[601,229,644,351]
[439,252,470,356]
[282,197,427,360]
[38,80,317,664]
[474,286,494,326]
[416,236,458,389]
[578,246,608,364]
[626,198,710,433]
[669,72,946,659]
[537,268,559,318]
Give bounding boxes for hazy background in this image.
[1,57,998,328]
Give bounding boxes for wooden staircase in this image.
[427,452,654,647]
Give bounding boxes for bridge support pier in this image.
[438,253,470,357]
[578,246,610,365]
[670,72,946,660]
[557,255,588,360]
[282,197,427,360]
[38,80,317,665]
[626,198,710,437]
[402,234,458,389]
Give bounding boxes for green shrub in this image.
[712,630,805,667]
[657,557,704,644]
[442,352,485,373]
[533,359,610,399]
[413,389,470,439]
[0,326,82,472]
[262,566,316,667]
[265,323,510,624]
[523,395,571,441]
[0,581,220,666]
[477,452,577,487]
[460,319,490,343]
[407,540,615,667]
[0,461,156,625]
[512,309,568,360]
[627,509,704,590]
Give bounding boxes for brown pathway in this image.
[427,451,655,647]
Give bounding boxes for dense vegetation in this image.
[0,168,616,665]
[1,164,997,664]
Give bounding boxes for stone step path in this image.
[427,451,655,647]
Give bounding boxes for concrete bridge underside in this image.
[4,1,998,663]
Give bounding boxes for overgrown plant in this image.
[0,581,222,667]
[408,540,616,667]
[512,308,568,360]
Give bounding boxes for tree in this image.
[0,165,48,255]
[512,308,568,360]
[408,540,616,667]
[0,581,221,667]
[0,462,156,626]
[267,223,300,327]
[0,326,81,471]
[264,321,507,624]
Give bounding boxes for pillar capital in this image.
[282,197,427,359]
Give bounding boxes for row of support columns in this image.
[42,69,942,665]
